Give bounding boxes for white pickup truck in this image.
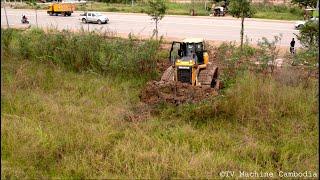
[294,17,319,29]
[80,12,109,24]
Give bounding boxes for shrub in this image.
[295,20,319,49]
[1,28,23,56]
[214,40,257,89]
[2,28,161,79]
[256,35,282,74]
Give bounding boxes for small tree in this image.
[257,35,281,75]
[295,21,319,49]
[146,0,167,39]
[228,0,255,50]
[293,20,319,86]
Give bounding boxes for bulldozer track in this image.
[198,63,219,88]
[161,66,174,82]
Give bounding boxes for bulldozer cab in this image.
[169,38,205,65]
[164,38,219,88]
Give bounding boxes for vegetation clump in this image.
[1,28,318,179]
[1,28,162,79]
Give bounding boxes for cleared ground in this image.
[1,8,300,47]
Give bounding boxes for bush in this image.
[2,28,161,79]
[256,35,281,74]
[295,20,319,49]
[1,28,18,55]
[292,48,318,66]
[214,40,257,89]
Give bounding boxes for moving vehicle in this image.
[21,15,29,24]
[161,38,220,89]
[47,3,75,16]
[295,17,319,29]
[295,7,319,29]
[212,6,226,16]
[80,12,109,24]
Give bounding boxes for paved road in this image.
[1,8,300,47]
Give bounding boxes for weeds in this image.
[216,35,285,88]
[256,35,282,74]
[159,71,318,173]
[1,28,318,179]
[214,39,256,89]
[2,28,161,79]
[1,28,19,56]
[252,3,304,20]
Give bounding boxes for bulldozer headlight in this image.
[189,60,193,64]
[177,60,181,63]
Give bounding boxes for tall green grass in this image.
[76,2,210,16]
[2,58,317,178]
[2,28,161,79]
[159,71,318,172]
[1,28,318,178]
[252,3,304,20]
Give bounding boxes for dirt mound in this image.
[140,80,218,105]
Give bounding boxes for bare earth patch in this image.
[140,81,218,105]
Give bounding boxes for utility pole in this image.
[3,2,10,28]
[205,0,207,11]
[36,9,38,28]
[86,3,89,32]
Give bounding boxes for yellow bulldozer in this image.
[161,38,220,89]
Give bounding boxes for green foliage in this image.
[228,0,255,49]
[256,35,282,74]
[146,0,167,38]
[291,0,318,7]
[1,28,318,179]
[228,0,255,18]
[26,1,40,9]
[252,3,304,20]
[295,20,319,49]
[1,28,18,54]
[1,28,161,79]
[214,41,256,89]
[2,57,318,178]
[96,0,130,3]
[160,71,318,174]
[291,48,318,67]
[146,0,167,21]
[173,72,317,124]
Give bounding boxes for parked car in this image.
[80,12,109,24]
[295,17,318,29]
